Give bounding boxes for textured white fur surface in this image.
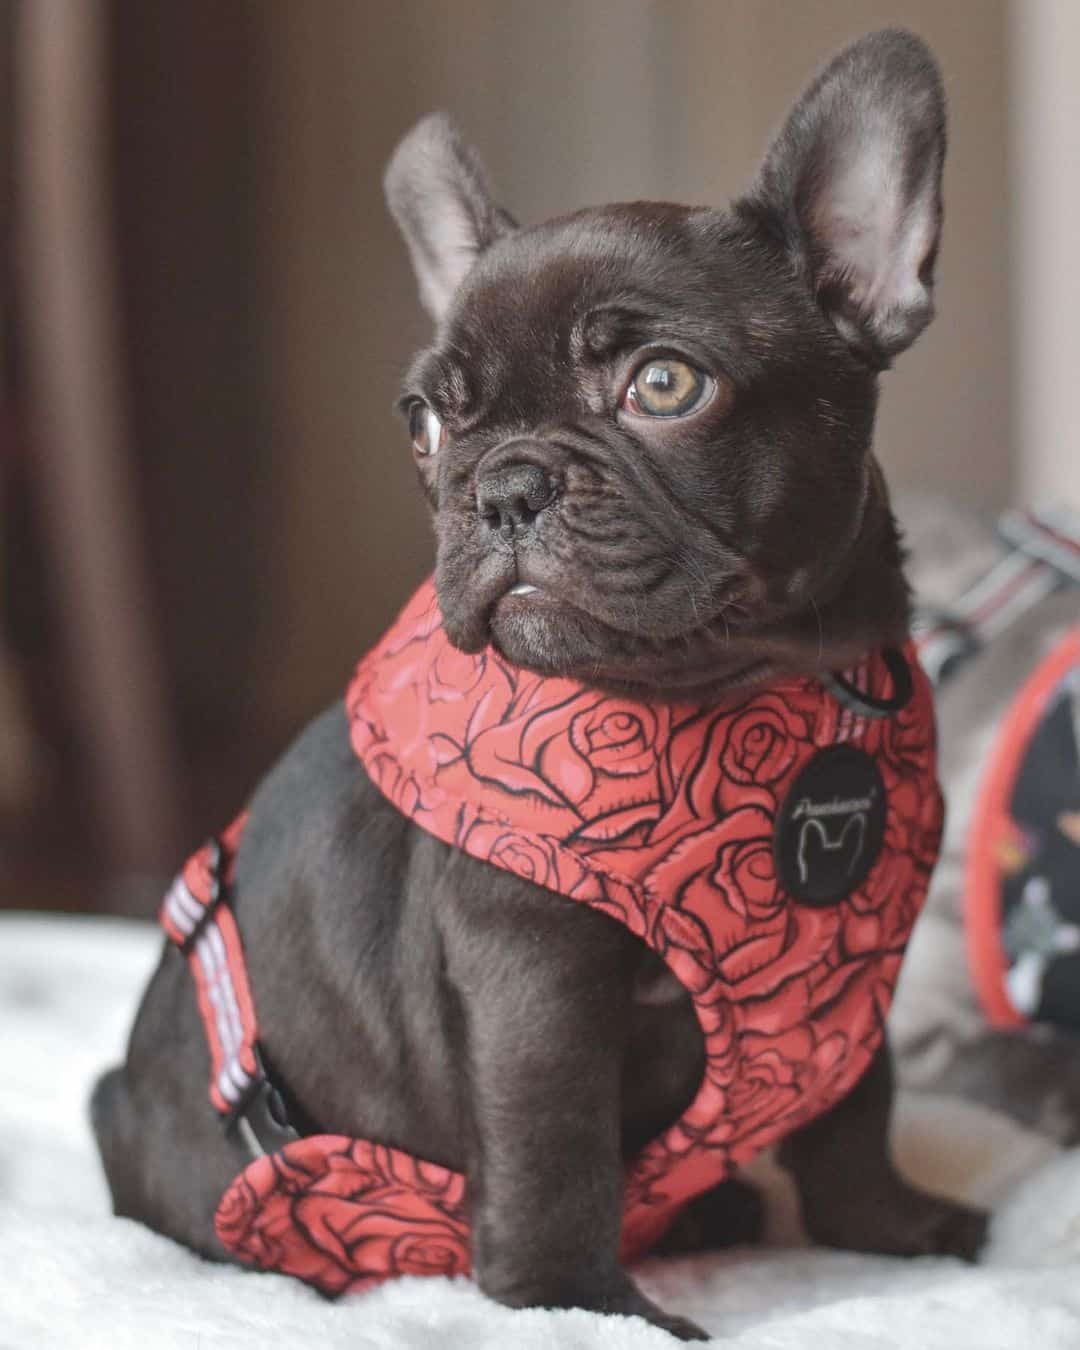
[4,914,1080,1349]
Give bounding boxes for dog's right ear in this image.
[385,113,516,322]
[738,30,946,367]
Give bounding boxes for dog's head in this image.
[386,29,945,698]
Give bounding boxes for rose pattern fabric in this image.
[215,577,943,1291]
[217,1137,469,1295]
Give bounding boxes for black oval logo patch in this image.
[774,744,887,905]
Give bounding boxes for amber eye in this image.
[408,401,445,456]
[624,358,711,418]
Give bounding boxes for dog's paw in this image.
[912,1198,990,1262]
[626,1293,709,1342]
[648,1310,710,1342]
[654,1177,765,1256]
[597,1281,709,1342]
[487,1270,709,1340]
[874,1190,989,1263]
[805,1186,990,1263]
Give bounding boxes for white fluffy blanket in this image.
[5,913,1080,1349]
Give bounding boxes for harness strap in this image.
[824,647,913,721]
[915,507,1080,685]
[160,813,298,1155]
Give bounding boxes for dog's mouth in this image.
[490,575,593,638]
[473,568,772,695]
[439,542,761,655]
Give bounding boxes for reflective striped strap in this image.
[999,506,1080,585]
[914,507,1080,686]
[159,814,259,1116]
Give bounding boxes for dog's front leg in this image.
[779,1039,989,1260]
[443,869,707,1341]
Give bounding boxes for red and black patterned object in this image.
[966,627,1080,1028]
[169,577,943,1294]
[216,1138,470,1295]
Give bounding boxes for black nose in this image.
[476,462,556,535]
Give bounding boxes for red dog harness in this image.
[162,578,942,1295]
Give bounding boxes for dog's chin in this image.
[487,591,614,678]
[450,588,765,697]
[441,583,658,683]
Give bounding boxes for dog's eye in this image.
[624,359,711,418]
[408,401,445,456]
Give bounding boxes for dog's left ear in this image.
[740,29,946,365]
[385,113,516,322]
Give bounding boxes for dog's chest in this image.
[348,582,943,1183]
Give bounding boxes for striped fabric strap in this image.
[159,814,260,1116]
[914,507,1080,686]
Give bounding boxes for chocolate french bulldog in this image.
[92,30,986,1341]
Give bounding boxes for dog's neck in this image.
[579,465,910,706]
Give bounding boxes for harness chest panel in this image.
[165,579,943,1294]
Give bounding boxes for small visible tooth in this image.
[509,583,539,596]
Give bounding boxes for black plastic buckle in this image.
[227,1050,300,1158]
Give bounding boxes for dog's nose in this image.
[476,462,557,535]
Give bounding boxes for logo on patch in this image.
[775,744,887,905]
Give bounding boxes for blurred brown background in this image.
[1,0,1074,914]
